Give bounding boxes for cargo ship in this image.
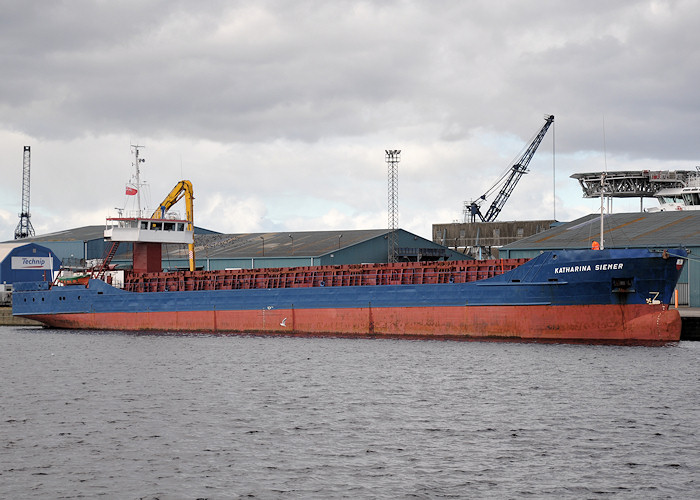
[10,147,688,343]
[12,243,687,342]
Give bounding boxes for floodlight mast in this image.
[386,149,401,263]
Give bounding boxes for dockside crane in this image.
[152,180,196,271]
[14,146,35,239]
[465,114,554,223]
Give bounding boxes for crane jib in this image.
[467,115,554,223]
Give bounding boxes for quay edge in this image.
[679,308,700,341]
[0,306,41,326]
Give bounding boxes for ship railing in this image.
[122,259,529,293]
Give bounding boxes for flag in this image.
[125,186,138,195]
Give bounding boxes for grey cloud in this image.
[1,1,699,163]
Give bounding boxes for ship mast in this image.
[599,172,606,249]
[131,144,145,217]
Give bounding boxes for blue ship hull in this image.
[12,248,687,342]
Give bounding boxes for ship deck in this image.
[122,259,529,293]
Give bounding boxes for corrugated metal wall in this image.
[0,244,60,284]
[686,251,700,307]
[676,283,689,306]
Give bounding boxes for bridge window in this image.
[683,193,700,205]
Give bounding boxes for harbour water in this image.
[2,325,699,498]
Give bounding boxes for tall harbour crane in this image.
[14,146,35,239]
[464,115,554,223]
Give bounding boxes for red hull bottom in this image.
[28,304,681,343]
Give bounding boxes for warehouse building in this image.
[0,242,61,285]
[160,229,467,270]
[4,227,467,272]
[432,219,557,259]
[2,225,217,269]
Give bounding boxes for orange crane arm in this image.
[151,180,196,271]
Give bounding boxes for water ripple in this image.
[1,327,699,498]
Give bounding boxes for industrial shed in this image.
[8,226,110,268]
[3,225,219,268]
[156,229,468,270]
[4,227,467,272]
[0,242,60,285]
[432,219,557,258]
[500,211,700,306]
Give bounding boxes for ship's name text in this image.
[554,262,623,274]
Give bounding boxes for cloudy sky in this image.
[1,0,698,241]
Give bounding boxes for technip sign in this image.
[11,256,53,270]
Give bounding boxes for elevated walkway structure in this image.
[571,170,695,210]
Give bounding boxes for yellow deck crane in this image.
[151,180,196,271]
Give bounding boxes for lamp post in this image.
[260,235,265,256]
[289,234,294,255]
[338,234,343,249]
